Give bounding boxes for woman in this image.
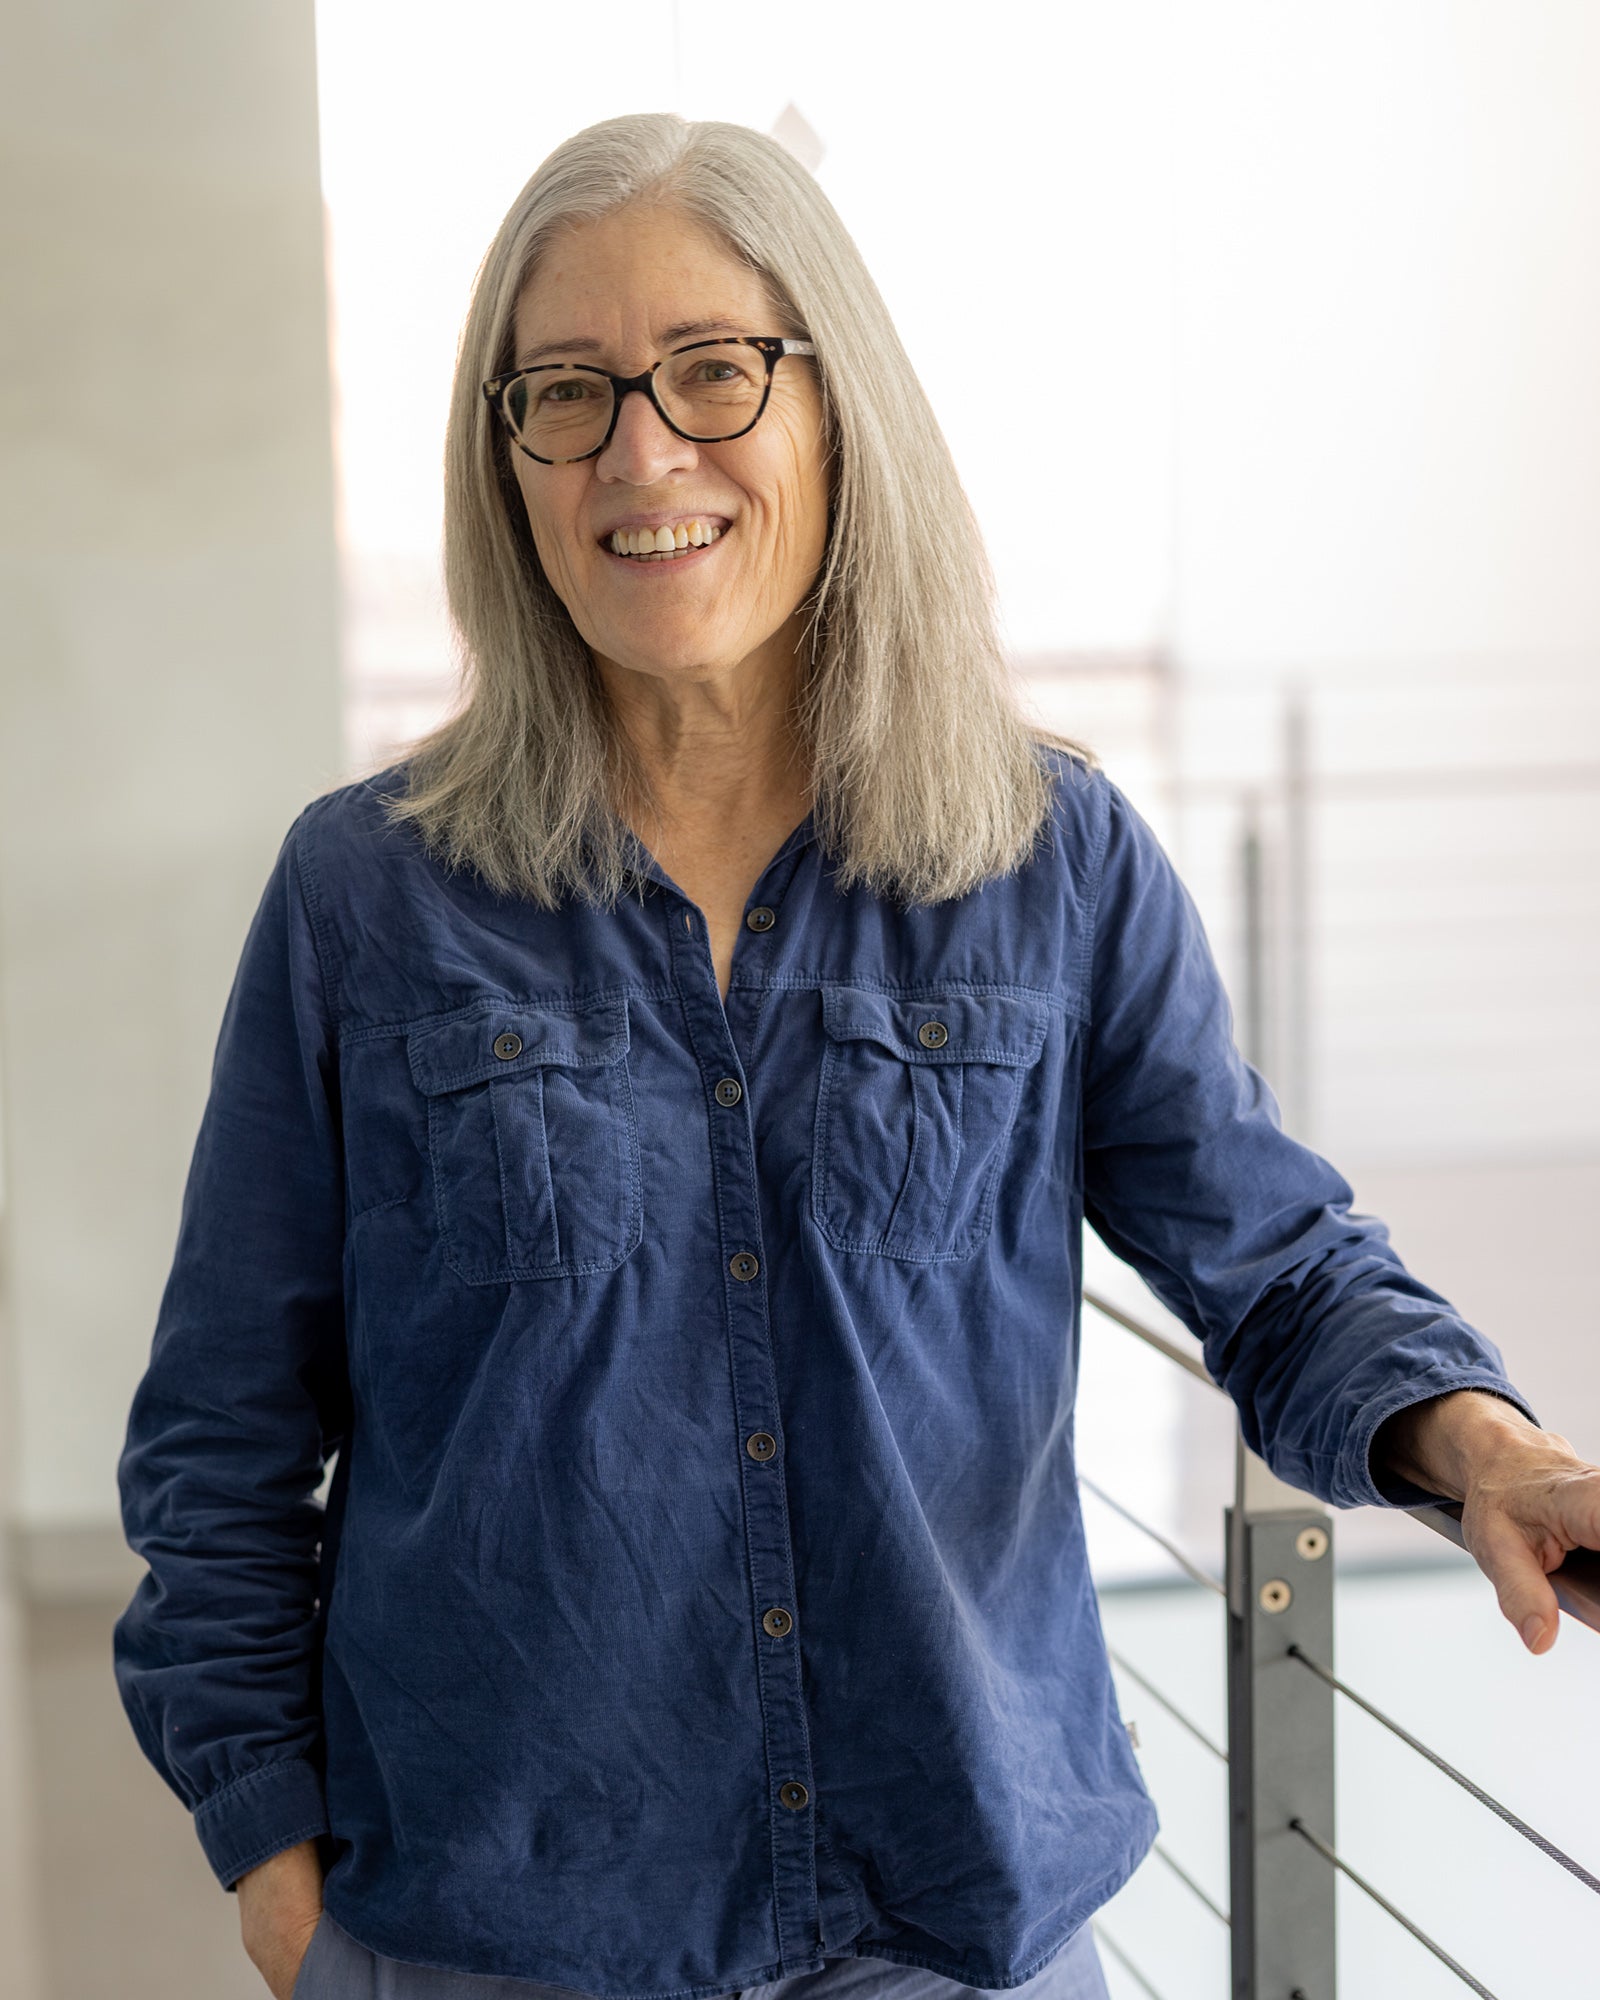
[114,113,1599,2000]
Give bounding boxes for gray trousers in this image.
[291,1911,1113,2000]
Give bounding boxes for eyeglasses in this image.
[482,335,818,465]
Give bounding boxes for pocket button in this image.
[917,1020,949,1048]
[492,1031,523,1060]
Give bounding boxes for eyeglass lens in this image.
[502,343,769,458]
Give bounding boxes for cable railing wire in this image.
[1105,1645,1228,1763]
[1285,1643,1600,1897]
[1149,1840,1230,1928]
[1082,1287,1215,1387]
[1088,1922,1167,2000]
[1288,1816,1502,2000]
[1082,1284,1600,1992]
[1096,1629,1524,1998]
[1077,1473,1227,1600]
[1086,1491,1591,1997]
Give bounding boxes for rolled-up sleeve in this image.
[1080,778,1539,1512]
[113,804,347,1890]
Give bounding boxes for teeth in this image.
[608,520,723,557]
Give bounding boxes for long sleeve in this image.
[113,803,349,1890]
[1080,779,1539,1511]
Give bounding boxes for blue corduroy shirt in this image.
[113,744,1538,1995]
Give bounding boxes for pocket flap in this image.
[819,987,1048,1067]
[407,996,629,1096]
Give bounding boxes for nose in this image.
[597,386,700,484]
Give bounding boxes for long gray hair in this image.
[367,111,1099,909]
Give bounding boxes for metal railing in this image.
[1156,679,1600,1160]
[1078,1284,1600,2000]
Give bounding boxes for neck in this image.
[596,630,814,842]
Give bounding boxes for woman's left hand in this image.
[1377,1388,1600,1653]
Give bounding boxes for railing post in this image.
[1281,685,1312,1143]
[1226,1437,1337,1999]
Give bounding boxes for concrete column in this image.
[0,5,343,1992]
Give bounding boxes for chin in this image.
[594,631,722,673]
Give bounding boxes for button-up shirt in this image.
[113,745,1538,1995]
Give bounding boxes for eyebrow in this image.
[514,318,749,370]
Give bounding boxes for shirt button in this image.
[729,1251,760,1282]
[714,1076,743,1107]
[917,1020,948,1049]
[746,1431,778,1460]
[778,1781,810,1811]
[745,905,776,932]
[762,1606,794,1638]
[493,1031,523,1060]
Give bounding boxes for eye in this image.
[539,378,598,405]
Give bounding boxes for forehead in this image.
[512,205,774,353]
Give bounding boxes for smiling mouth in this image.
[599,524,730,566]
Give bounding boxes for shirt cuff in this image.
[192,1757,330,1892]
[1348,1375,1543,1511]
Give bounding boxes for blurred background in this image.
[1,2,1597,1994]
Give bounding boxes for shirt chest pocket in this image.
[812,986,1050,1261]
[406,995,642,1284]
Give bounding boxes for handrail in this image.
[1082,1285,1600,1637]
[1405,1498,1600,1632]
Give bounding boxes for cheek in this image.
[766,489,829,589]
[512,470,581,589]
[513,464,545,541]
[758,440,829,576]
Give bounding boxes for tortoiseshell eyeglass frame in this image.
[481,335,818,464]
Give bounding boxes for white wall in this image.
[1166,1,1600,674]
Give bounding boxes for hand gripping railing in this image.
[1078,1285,1600,2000]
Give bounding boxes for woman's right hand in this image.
[235,1837,325,1999]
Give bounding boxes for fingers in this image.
[1464,1506,1562,1653]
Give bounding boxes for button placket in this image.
[663,889,818,1964]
